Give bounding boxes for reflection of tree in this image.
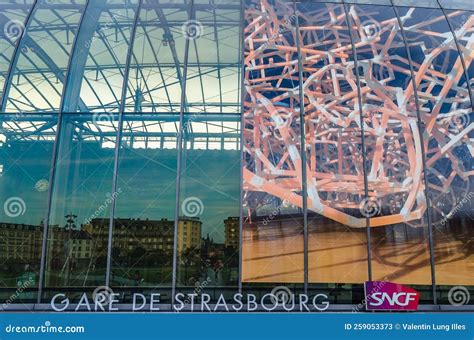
[144,250,170,266]
[181,248,203,285]
[179,241,240,286]
[127,247,172,267]
[224,246,239,267]
[130,247,147,266]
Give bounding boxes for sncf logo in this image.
[364,281,420,311]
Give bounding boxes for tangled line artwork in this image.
[243,0,473,228]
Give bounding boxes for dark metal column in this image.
[293,0,309,294]
[238,0,245,295]
[61,0,105,112]
[171,0,193,307]
[37,0,91,303]
[105,0,143,289]
[342,1,372,282]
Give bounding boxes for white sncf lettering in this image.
[369,292,417,307]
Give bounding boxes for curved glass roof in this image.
[0,0,242,145]
[2,0,472,113]
[1,0,241,113]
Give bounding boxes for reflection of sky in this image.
[0,141,240,244]
[0,143,53,226]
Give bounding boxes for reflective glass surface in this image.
[44,114,118,300]
[0,0,472,309]
[396,4,473,302]
[0,114,56,301]
[111,114,179,302]
[299,2,368,304]
[0,0,35,107]
[4,0,86,113]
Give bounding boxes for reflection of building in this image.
[0,223,42,262]
[90,218,174,255]
[224,217,239,248]
[0,216,202,267]
[177,217,202,253]
[0,223,93,264]
[90,217,201,254]
[48,226,95,261]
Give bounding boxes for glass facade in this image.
[0,0,472,309]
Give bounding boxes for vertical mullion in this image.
[172,0,193,308]
[37,0,91,304]
[390,0,438,305]
[105,0,143,289]
[293,0,308,294]
[238,0,245,295]
[342,1,372,282]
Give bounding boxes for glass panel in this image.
[125,0,189,113]
[62,0,139,113]
[4,0,86,113]
[185,0,241,114]
[0,0,35,108]
[0,114,56,303]
[397,5,474,303]
[349,3,433,303]
[43,114,118,301]
[392,0,439,8]
[242,0,305,303]
[173,0,242,307]
[111,114,179,303]
[439,0,474,10]
[346,0,391,6]
[445,10,474,103]
[297,1,368,304]
[176,116,241,306]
